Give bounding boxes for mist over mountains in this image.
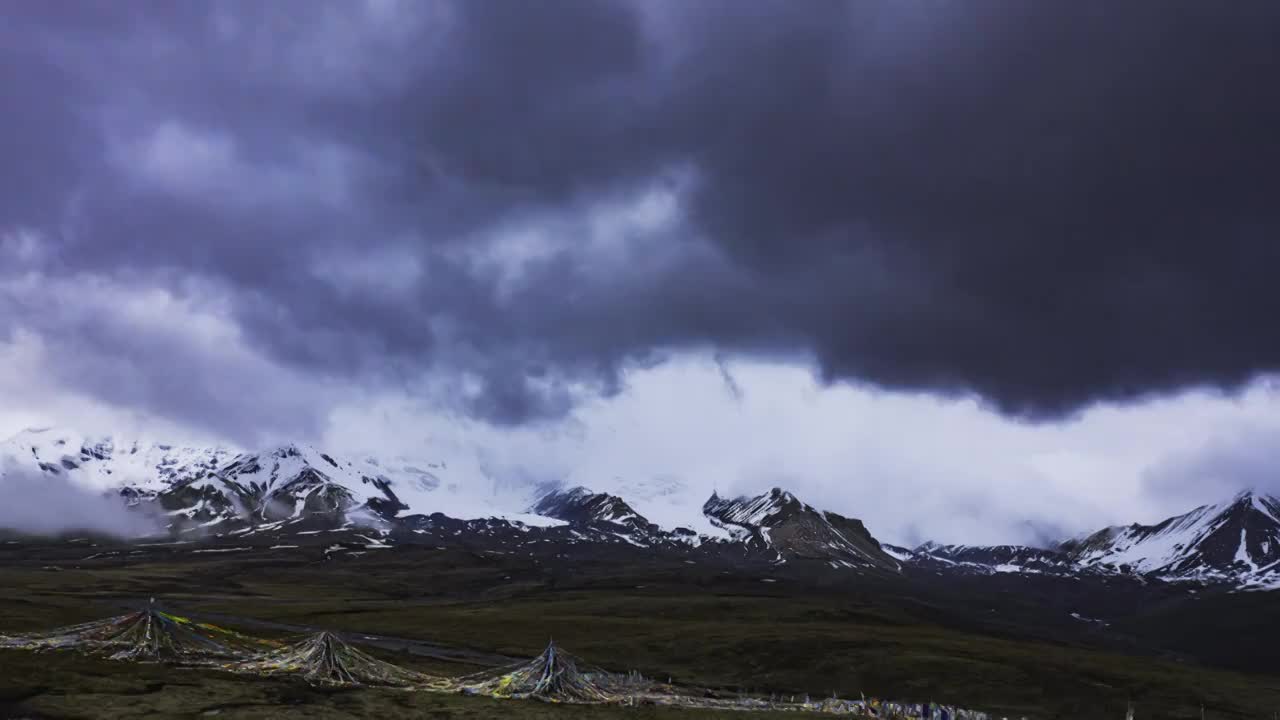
[0,468,159,538]
[5,426,1279,592]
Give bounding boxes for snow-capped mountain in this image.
[1060,490,1280,587]
[531,486,670,542]
[0,427,234,496]
[703,488,901,571]
[157,444,406,531]
[603,475,735,540]
[0,428,551,534]
[7,427,1280,591]
[524,485,902,571]
[889,490,1280,590]
[529,482,909,571]
[0,428,901,574]
[532,486,647,526]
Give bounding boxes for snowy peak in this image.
[0,428,563,535]
[703,487,804,529]
[1064,490,1280,585]
[521,484,901,571]
[217,444,401,510]
[532,486,651,529]
[20,427,1280,591]
[0,427,234,494]
[898,490,1280,587]
[527,486,701,547]
[703,488,900,572]
[157,443,415,530]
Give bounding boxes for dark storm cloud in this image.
[2,0,1280,437]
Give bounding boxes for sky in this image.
[2,1,1280,546]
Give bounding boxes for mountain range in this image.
[3,427,1278,591]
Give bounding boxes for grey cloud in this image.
[0,275,333,445]
[2,1,1279,437]
[714,353,744,403]
[0,468,160,538]
[1143,428,1280,512]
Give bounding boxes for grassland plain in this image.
[1,541,1278,719]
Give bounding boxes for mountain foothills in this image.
[2,428,1279,591]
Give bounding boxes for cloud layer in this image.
[0,468,160,538]
[2,2,1280,541]
[3,2,1279,441]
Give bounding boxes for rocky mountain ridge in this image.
[3,428,1279,590]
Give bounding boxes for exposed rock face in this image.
[704,488,901,571]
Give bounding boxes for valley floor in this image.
[0,541,1278,719]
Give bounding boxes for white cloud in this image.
[321,354,1280,547]
[0,329,202,444]
[0,467,160,538]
